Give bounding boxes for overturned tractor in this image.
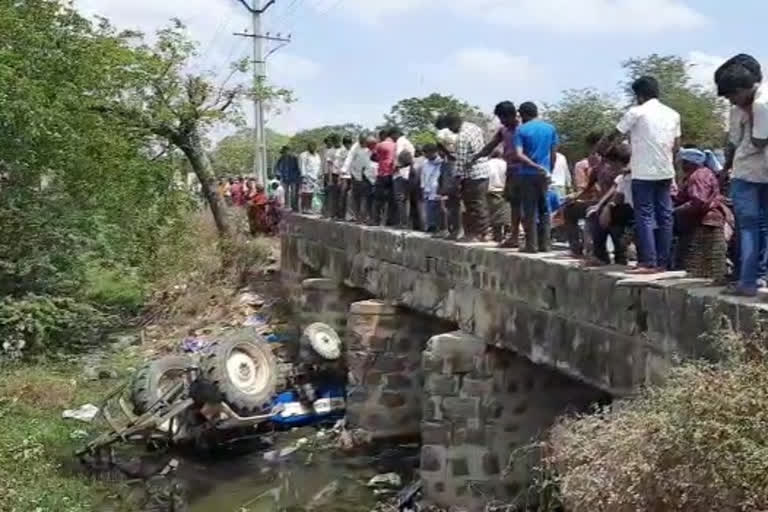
[76,323,346,460]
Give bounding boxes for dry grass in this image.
[140,208,275,353]
[0,373,76,409]
[542,326,768,512]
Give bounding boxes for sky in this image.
[74,0,768,136]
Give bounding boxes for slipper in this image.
[627,266,661,275]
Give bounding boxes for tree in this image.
[622,54,727,148]
[212,128,290,178]
[384,93,491,144]
[289,124,364,152]
[98,20,292,236]
[544,89,622,162]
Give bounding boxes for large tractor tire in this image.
[302,322,343,361]
[131,355,194,414]
[202,331,278,416]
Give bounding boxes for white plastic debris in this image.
[62,404,100,423]
[367,473,402,489]
[239,292,265,307]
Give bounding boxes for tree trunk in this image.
[178,131,230,237]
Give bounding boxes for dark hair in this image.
[342,135,353,146]
[494,101,517,118]
[434,115,448,130]
[716,53,762,83]
[631,76,660,100]
[389,127,403,139]
[519,101,538,118]
[443,112,462,127]
[585,130,603,147]
[606,143,631,165]
[422,142,438,153]
[280,145,289,152]
[716,62,760,96]
[328,133,341,145]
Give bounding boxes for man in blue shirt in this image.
[515,102,559,252]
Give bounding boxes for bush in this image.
[83,261,146,313]
[0,294,105,360]
[544,328,768,512]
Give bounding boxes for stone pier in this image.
[420,331,608,510]
[299,278,368,340]
[345,299,454,440]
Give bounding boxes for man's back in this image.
[516,119,558,175]
[375,139,396,176]
[617,98,680,180]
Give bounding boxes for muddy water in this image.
[181,429,419,512]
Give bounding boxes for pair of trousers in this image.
[589,203,634,264]
[333,178,349,220]
[409,188,424,231]
[519,173,550,252]
[371,175,394,226]
[731,179,768,291]
[284,182,300,211]
[461,178,490,238]
[504,170,523,245]
[350,178,371,222]
[631,179,673,269]
[426,199,445,232]
[564,200,598,255]
[393,177,410,228]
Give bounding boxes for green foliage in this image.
[83,262,146,313]
[544,88,622,162]
[545,327,768,511]
[383,93,491,136]
[213,128,291,177]
[0,295,104,357]
[0,0,192,356]
[290,124,364,152]
[622,54,727,147]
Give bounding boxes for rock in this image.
[367,473,402,489]
[83,366,99,381]
[62,403,100,423]
[239,292,265,308]
[296,437,309,447]
[98,369,118,380]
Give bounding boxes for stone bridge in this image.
[282,213,766,510]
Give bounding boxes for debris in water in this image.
[279,445,298,458]
[367,473,402,489]
[307,480,340,510]
[62,403,100,423]
[296,437,309,447]
[243,314,268,327]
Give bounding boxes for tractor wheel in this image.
[131,355,194,414]
[202,332,277,416]
[302,322,343,360]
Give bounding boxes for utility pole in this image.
[234,0,290,186]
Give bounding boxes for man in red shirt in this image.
[371,130,396,226]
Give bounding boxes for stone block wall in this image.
[345,300,454,440]
[420,331,608,511]
[299,278,368,339]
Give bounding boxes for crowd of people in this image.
[271,52,767,297]
[217,176,284,235]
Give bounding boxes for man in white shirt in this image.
[551,152,572,199]
[331,135,353,220]
[298,142,322,214]
[343,134,374,223]
[392,127,415,228]
[716,54,768,296]
[598,76,681,273]
[485,150,510,242]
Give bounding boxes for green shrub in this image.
[83,261,146,313]
[0,294,105,358]
[544,328,768,512]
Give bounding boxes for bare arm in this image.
[512,144,548,174]
[724,142,736,171]
[472,130,503,162]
